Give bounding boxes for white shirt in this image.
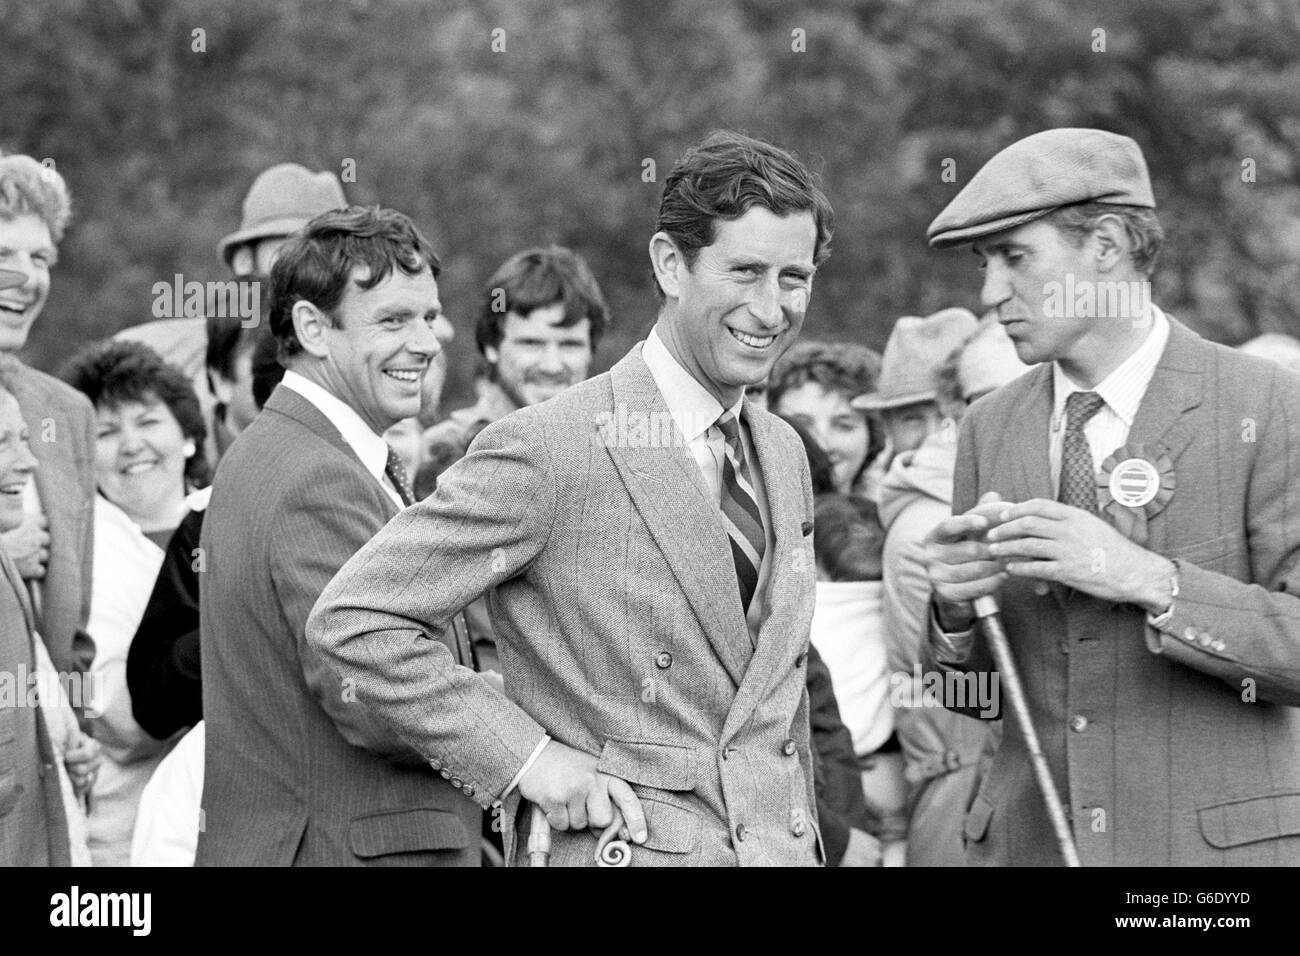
[280,370,405,509]
[1049,304,1171,491]
[642,328,775,641]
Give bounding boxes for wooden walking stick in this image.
[974,595,1082,867]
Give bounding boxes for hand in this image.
[924,492,1011,620]
[1,514,50,581]
[838,827,883,867]
[64,732,101,799]
[986,498,1174,610]
[517,739,647,843]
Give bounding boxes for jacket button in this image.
[781,739,797,756]
[791,819,806,837]
[1069,715,1088,733]
[462,785,475,797]
[1183,626,1198,643]
[1034,582,1050,596]
[795,651,808,668]
[430,760,442,771]
[440,769,451,779]
[722,746,738,760]
[1211,639,1225,652]
[735,823,748,842]
[1199,632,1214,648]
[450,777,463,789]
[655,651,673,669]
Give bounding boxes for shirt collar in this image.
[280,370,390,485]
[1052,303,1171,428]
[641,327,742,440]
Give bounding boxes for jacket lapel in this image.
[721,403,815,743]
[1122,318,1204,466]
[1010,364,1056,502]
[0,545,35,634]
[603,348,752,687]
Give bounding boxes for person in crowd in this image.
[851,308,978,470]
[923,127,1300,865]
[768,340,886,501]
[117,162,348,465]
[0,151,97,703]
[125,322,281,743]
[195,205,475,867]
[878,317,1027,865]
[421,245,608,477]
[0,378,98,866]
[60,339,211,865]
[810,492,906,866]
[309,131,832,866]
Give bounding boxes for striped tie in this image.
[1058,391,1105,512]
[715,410,765,615]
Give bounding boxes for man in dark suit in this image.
[195,205,479,865]
[0,152,96,692]
[922,128,1300,865]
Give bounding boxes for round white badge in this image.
[1108,457,1160,508]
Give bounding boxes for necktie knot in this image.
[1064,390,1105,430]
[715,410,742,451]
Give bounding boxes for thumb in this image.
[978,491,1004,505]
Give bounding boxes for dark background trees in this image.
[4,0,1298,408]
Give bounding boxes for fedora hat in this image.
[852,307,979,411]
[218,163,347,267]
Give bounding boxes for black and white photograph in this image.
[2,0,1297,932]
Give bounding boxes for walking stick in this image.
[973,595,1082,867]
[526,804,632,867]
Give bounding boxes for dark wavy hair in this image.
[60,339,210,488]
[269,205,440,359]
[474,245,610,361]
[653,130,833,297]
[767,339,885,485]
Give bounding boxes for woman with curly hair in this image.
[61,339,210,865]
[767,339,885,501]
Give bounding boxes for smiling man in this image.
[309,131,833,866]
[921,128,1300,866]
[0,151,97,706]
[194,205,482,866]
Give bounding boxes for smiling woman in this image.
[59,338,209,866]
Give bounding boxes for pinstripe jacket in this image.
[927,319,1300,865]
[195,385,481,866]
[309,344,823,866]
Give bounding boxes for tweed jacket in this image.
[309,343,822,866]
[927,319,1300,865]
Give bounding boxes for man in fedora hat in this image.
[852,308,978,465]
[921,127,1300,865]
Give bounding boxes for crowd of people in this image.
[3,124,1300,867]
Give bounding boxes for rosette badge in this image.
[1095,443,1175,545]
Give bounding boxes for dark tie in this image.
[715,411,765,615]
[385,446,416,507]
[1059,391,1106,512]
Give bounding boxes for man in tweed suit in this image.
[309,130,831,866]
[196,206,479,865]
[922,128,1300,865]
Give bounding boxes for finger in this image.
[585,776,615,831]
[986,515,1059,542]
[989,537,1055,561]
[977,491,1004,505]
[929,558,1004,585]
[1005,559,1062,581]
[998,498,1071,523]
[932,538,996,564]
[567,792,589,832]
[36,515,49,530]
[927,513,992,545]
[606,777,647,844]
[934,572,1007,604]
[545,804,571,831]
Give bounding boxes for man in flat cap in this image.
[922,128,1300,865]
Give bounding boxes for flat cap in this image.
[927,128,1155,248]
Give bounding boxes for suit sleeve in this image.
[806,643,869,866]
[1144,369,1300,705]
[127,509,203,740]
[72,391,97,670]
[306,413,552,807]
[923,410,998,709]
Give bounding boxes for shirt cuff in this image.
[929,603,976,665]
[501,735,551,799]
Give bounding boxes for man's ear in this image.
[292,300,332,358]
[1091,215,1130,274]
[649,231,687,299]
